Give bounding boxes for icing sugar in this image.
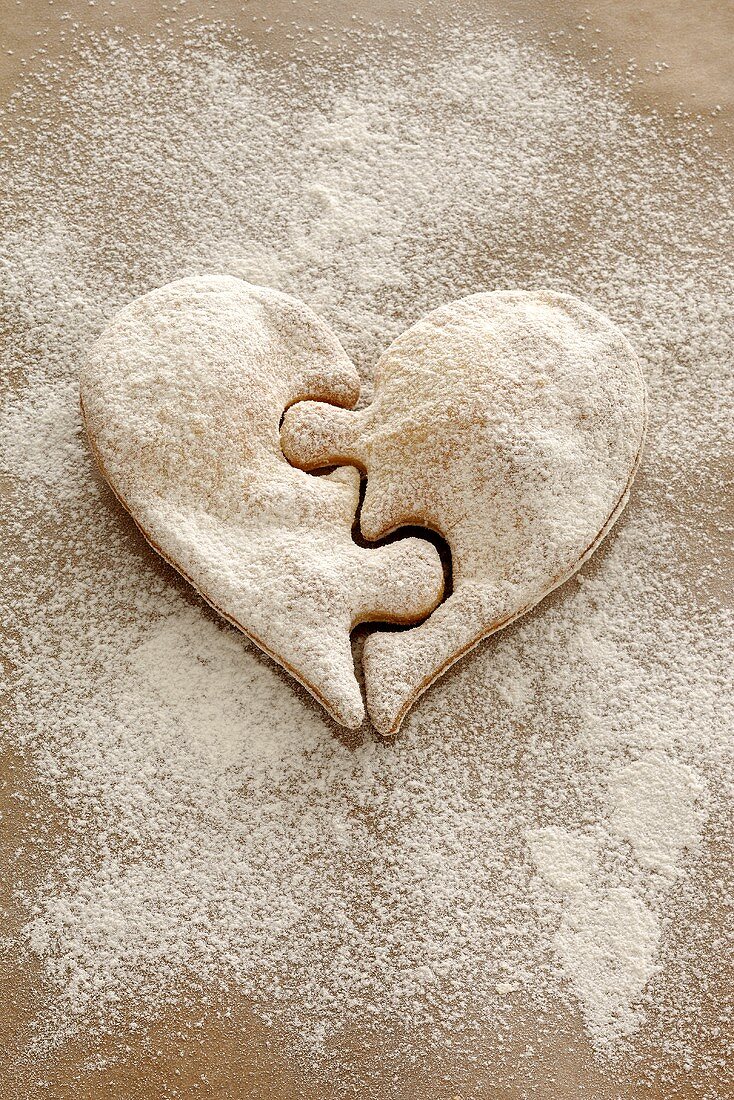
[1,11,732,1096]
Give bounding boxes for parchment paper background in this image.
[1,2,731,1097]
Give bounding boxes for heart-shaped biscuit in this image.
[80,276,444,728]
[282,290,647,735]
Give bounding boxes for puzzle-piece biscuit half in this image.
[80,276,444,728]
[282,290,647,734]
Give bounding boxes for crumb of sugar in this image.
[1,10,732,1098]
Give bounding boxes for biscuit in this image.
[282,290,647,734]
[80,276,444,728]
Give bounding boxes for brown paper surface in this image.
[1,1,731,1097]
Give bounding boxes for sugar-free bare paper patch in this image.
[80,276,444,728]
[282,290,647,734]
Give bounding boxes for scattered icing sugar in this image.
[1,9,732,1097]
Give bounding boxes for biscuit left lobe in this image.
[80,275,444,728]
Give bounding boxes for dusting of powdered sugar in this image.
[1,11,732,1098]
